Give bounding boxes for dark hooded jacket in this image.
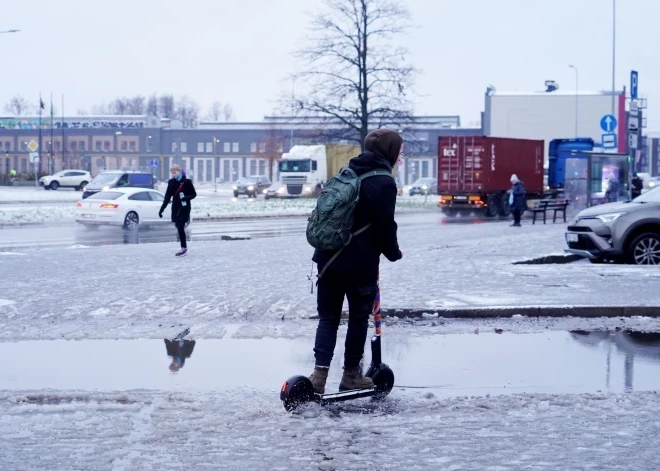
[160,174,197,224]
[313,129,403,280]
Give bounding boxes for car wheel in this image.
[443,208,458,217]
[627,233,660,265]
[78,181,88,191]
[234,191,239,198]
[589,258,606,264]
[49,181,60,190]
[123,211,139,231]
[43,186,50,190]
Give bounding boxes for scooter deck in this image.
[314,387,377,404]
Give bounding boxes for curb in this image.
[308,306,660,320]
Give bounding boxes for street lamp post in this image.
[569,65,579,138]
[612,0,616,115]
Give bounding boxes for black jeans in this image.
[175,220,187,248]
[512,210,521,225]
[313,268,378,369]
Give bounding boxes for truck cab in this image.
[278,145,328,197]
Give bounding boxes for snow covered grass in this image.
[0,195,439,224]
[1,388,659,470]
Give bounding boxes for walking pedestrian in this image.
[632,173,643,199]
[509,174,526,227]
[307,129,404,394]
[159,164,197,256]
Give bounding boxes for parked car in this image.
[83,171,155,199]
[40,170,91,191]
[565,186,660,265]
[75,187,191,231]
[409,178,438,196]
[233,175,271,198]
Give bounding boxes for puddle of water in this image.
[1,331,659,398]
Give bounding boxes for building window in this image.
[250,142,257,153]
[3,142,10,152]
[21,158,27,173]
[223,142,230,153]
[121,141,128,151]
[104,141,110,151]
[171,142,177,153]
[197,142,204,153]
[55,141,61,152]
[129,141,136,151]
[70,141,77,152]
[421,161,429,178]
[21,141,28,151]
[259,142,266,153]
[250,159,257,175]
[180,142,187,152]
[259,159,266,175]
[95,141,102,152]
[206,142,212,153]
[146,138,153,153]
[79,141,86,151]
[277,143,283,152]
[232,142,239,153]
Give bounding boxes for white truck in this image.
[266,144,360,199]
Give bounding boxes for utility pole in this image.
[569,65,579,138]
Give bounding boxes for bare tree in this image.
[147,94,159,116]
[292,0,416,149]
[223,103,235,121]
[252,126,285,181]
[128,96,146,115]
[4,95,35,115]
[207,101,223,121]
[175,95,200,128]
[91,103,109,115]
[159,95,175,118]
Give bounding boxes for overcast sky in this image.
[2,0,658,129]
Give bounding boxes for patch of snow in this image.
[0,299,15,307]
[0,251,25,256]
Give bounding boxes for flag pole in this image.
[37,92,43,184]
[61,95,65,169]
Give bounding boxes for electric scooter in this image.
[280,285,394,412]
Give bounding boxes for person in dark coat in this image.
[604,173,619,203]
[309,129,403,394]
[632,173,643,199]
[164,338,196,372]
[509,174,526,227]
[159,164,197,256]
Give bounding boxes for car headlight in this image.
[650,182,656,188]
[421,185,428,190]
[102,186,110,191]
[247,185,254,191]
[277,187,285,194]
[597,212,626,223]
[263,189,268,194]
[304,186,312,192]
[233,186,238,190]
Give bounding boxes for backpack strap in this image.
[317,224,371,281]
[358,169,393,181]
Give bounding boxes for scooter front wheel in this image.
[280,375,315,411]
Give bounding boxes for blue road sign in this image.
[631,70,639,100]
[600,114,617,133]
[150,159,159,168]
[602,133,617,149]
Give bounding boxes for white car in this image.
[75,187,192,230]
[40,170,92,191]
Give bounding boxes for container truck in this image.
[269,144,360,198]
[437,136,545,217]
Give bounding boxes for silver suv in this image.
[565,187,660,265]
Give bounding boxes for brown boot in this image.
[308,367,329,394]
[339,366,373,391]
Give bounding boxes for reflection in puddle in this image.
[1,330,660,398]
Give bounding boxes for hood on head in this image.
[364,129,403,166]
